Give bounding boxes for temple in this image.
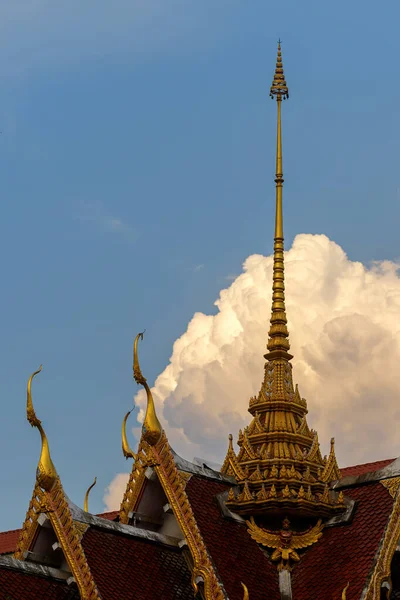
[1,44,400,600]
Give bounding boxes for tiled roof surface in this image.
[0,568,80,600]
[0,529,20,555]
[186,475,280,600]
[340,458,395,478]
[82,527,193,600]
[291,482,393,600]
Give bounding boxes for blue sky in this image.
[1,1,400,531]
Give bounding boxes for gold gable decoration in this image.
[14,367,101,600]
[120,333,225,600]
[222,43,345,520]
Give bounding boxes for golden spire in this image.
[84,477,97,512]
[133,332,162,446]
[26,365,58,492]
[221,45,346,522]
[122,409,137,460]
[266,40,292,361]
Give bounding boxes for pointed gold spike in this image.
[342,582,350,599]
[241,582,249,600]
[84,477,97,512]
[27,366,58,492]
[133,332,162,446]
[122,410,137,460]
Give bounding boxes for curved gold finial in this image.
[241,582,249,600]
[342,582,350,599]
[84,477,97,513]
[265,41,292,362]
[122,409,137,460]
[133,332,162,446]
[27,366,58,492]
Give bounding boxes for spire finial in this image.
[265,42,292,361]
[84,477,97,512]
[133,332,162,446]
[26,365,58,491]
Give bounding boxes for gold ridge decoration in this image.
[133,332,162,446]
[119,438,149,524]
[152,431,225,600]
[241,582,249,600]
[246,516,323,572]
[15,367,101,600]
[122,409,138,460]
[84,477,97,513]
[363,479,400,598]
[342,582,350,599]
[221,43,345,521]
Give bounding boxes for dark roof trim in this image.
[0,555,71,582]
[333,457,399,490]
[68,500,181,548]
[172,450,235,484]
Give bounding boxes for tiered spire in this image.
[221,43,344,520]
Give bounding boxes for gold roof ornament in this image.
[133,331,162,446]
[222,42,345,520]
[246,516,323,572]
[342,582,350,599]
[241,582,249,600]
[27,366,57,492]
[84,477,97,513]
[122,409,138,460]
[17,366,102,600]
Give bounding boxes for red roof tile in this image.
[291,482,393,600]
[186,475,280,600]
[0,568,79,600]
[82,527,193,600]
[0,529,21,555]
[340,458,395,478]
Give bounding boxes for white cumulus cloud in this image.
[104,233,400,509]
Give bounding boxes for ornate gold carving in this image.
[14,482,44,560]
[246,516,323,571]
[364,481,400,599]
[84,477,97,513]
[321,438,341,483]
[74,521,89,541]
[46,478,100,600]
[152,432,224,600]
[241,582,249,600]
[380,477,400,498]
[122,409,137,460]
[133,332,162,446]
[119,441,148,524]
[178,470,192,488]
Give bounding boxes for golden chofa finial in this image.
[133,332,162,446]
[122,409,138,460]
[241,582,249,600]
[342,582,350,599]
[265,40,292,362]
[27,366,58,492]
[84,477,97,513]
